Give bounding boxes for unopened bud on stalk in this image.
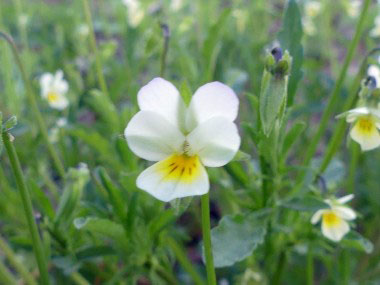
[260,48,292,136]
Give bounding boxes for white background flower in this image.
[125,78,240,202]
[368,65,380,86]
[40,70,69,110]
[311,194,356,242]
[122,0,144,27]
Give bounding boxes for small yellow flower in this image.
[311,194,356,242]
[337,107,380,151]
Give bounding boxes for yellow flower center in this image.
[322,211,341,227]
[356,117,375,134]
[47,91,59,103]
[157,154,201,183]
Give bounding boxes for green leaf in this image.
[76,246,116,261]
[4,116,17,131]
[281,120,306,160]
[0,112,3,155]
[148,209,176,238]
[341,231,374,254]
[232,150,251,162]
[281,196,329,212]
[207,211,268,267]
[54,164,90,229]
[278,0,304,105]
[73,217,125,241]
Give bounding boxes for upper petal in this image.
[137,78,186,131]
[136,155,209,202]
[333,206,356,221]
[186,82,239,132]
[53,70,69,94]
[187,116,241,167]
[125,111,185,161]
[336,194,354,204]
[40,73,54,97]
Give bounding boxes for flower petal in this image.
[311,209,326,224]
[333,206,356,221]
[136,155,209,202]
[186,82,239,131]
[49,96,69,110]
[336,194,354,204]
[53,70,68,94]
[125,111,185,161]
[40,73,54,97]
[322,217,349,242]
[350,118,380,151]
[187,116,240,167]
[137,77,186,131]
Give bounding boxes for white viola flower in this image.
[304,1,322,19]
[337,107,380,151]
[122,0,144,27]
[311,194,356,242]
[40,70,69,110]
[170,0,183,11]
[302,18,316,36]
[125,78,240,202]
[77,24,90,37]
[370,16,380,38]
[368,65,380,86]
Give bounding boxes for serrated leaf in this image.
[281,196,329,212]
[341,231,373,254]
[278,0,303,105]
[207,211,268,267]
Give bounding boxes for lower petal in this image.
[136,155,209,202]
[350,118,380,151]
[322,218,349,242]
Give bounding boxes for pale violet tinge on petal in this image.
[321,217,350,242]
[136,156,209,202]
[137,77,186,131]
[187,116,241,167]
[125,111,185,162]
[186,82,239,132]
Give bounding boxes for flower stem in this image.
[0,261,16,285]
[82,0,109,98]
[201,193,216,285]
[166,236,205,285]
[289,0,371,197]
[347,143,360,194]
[0,234,37,285]
[306,244,314,285]
[2,131,50,285]
[0,31,65,179]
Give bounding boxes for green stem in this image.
[166,236,205,285]
[82,0,109,98]
[70,272,90,285]
[2,132,50,285]
[201,193,216,285]
[0,234,37,285]
[306,244,314,285]
[347,143,360,194]
[0,31,65,179]
[0,260,16,285]
[272,250,287,285]
[289,0,371,196]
